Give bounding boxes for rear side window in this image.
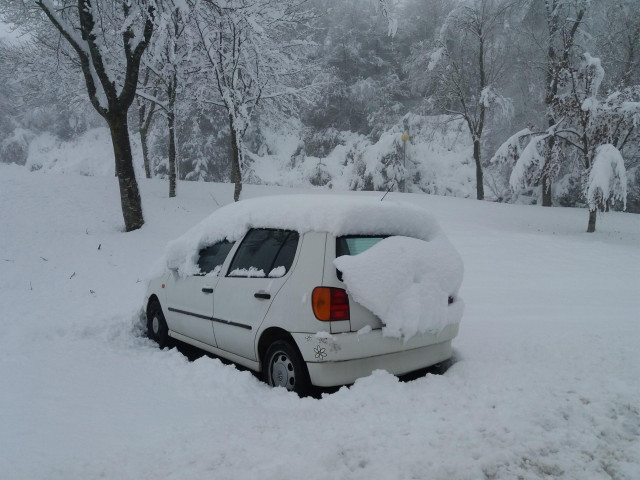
[197,240,235,276]
[228,229,299,278]
[336,236,387,257]
[336,236,387,281]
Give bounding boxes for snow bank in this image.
[163,195,441,277]
[334,235,464,341]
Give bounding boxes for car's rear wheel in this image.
[264,340,310,396]
[147,301,170,348]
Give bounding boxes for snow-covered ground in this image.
[1,164,639,479]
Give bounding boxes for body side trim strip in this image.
[168,307,252,331]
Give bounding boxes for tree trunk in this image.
[621,25,639,88]
[137,72,155,180]
[168,110,177,198]
[473,139,484,200]
[474,31,485,202]
[587,209,597,233]
[229,115,242,202]
[541,129,555,207]
[140,126,152,179]
[109,112,144,232]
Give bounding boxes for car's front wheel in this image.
[264,340,310,396]
[147,300,170,348]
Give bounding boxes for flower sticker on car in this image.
[314,345,327,360]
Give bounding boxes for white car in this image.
[145,195,464,395]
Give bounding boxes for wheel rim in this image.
[152,315,160,335]
[270,352,295,390]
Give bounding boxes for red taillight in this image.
[312,287,350,321]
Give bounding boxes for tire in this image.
[147,301,170,349]
[264,340,311,396]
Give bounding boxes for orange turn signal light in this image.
[312,287,350,321]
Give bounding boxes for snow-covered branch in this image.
[586,144,627,211]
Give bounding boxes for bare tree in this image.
[498,55,639,231]
[2,0,157,231]
[538,0,587,206]
[593,0,640,89]
[136,67,158,179]
[139,3,194,197]
[411,0,516,200]
[193,0,317,201]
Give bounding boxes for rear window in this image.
[336,236,387,257]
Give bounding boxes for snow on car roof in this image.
[163,194,442,276]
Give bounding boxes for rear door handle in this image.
[254,291,271,300]
[202,287,214,294]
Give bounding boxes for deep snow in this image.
[1,164,639,479]
[335,235,464,340]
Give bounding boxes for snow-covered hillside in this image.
[0,165,639,479]
[249,114,476,197]
[17,112,476,198]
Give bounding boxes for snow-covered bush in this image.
[0,128,32,165]
[303,128,343,158]
[308,161,332,187]
[244,113,474,197]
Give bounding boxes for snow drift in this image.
[335,235,464,341]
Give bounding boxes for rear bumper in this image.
[291,323,459,387]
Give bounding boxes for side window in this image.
[196,240,235,276]
[335,235,387,281]
[336,236,387,257]
[270,231,299,277]
[228,229,299,278]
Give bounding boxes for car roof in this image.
[163,194,443,276]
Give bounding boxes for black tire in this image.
[263,340,311,397]
[147,301,170,349]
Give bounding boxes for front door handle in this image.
[202,287,214,294]
[254,291,271,300]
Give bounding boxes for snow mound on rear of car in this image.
[334,235,464,342]
[163,195,442,277]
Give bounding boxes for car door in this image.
[212,229,299,361]
[165,240,235,346]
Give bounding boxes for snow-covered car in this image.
[145,195,464,395]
